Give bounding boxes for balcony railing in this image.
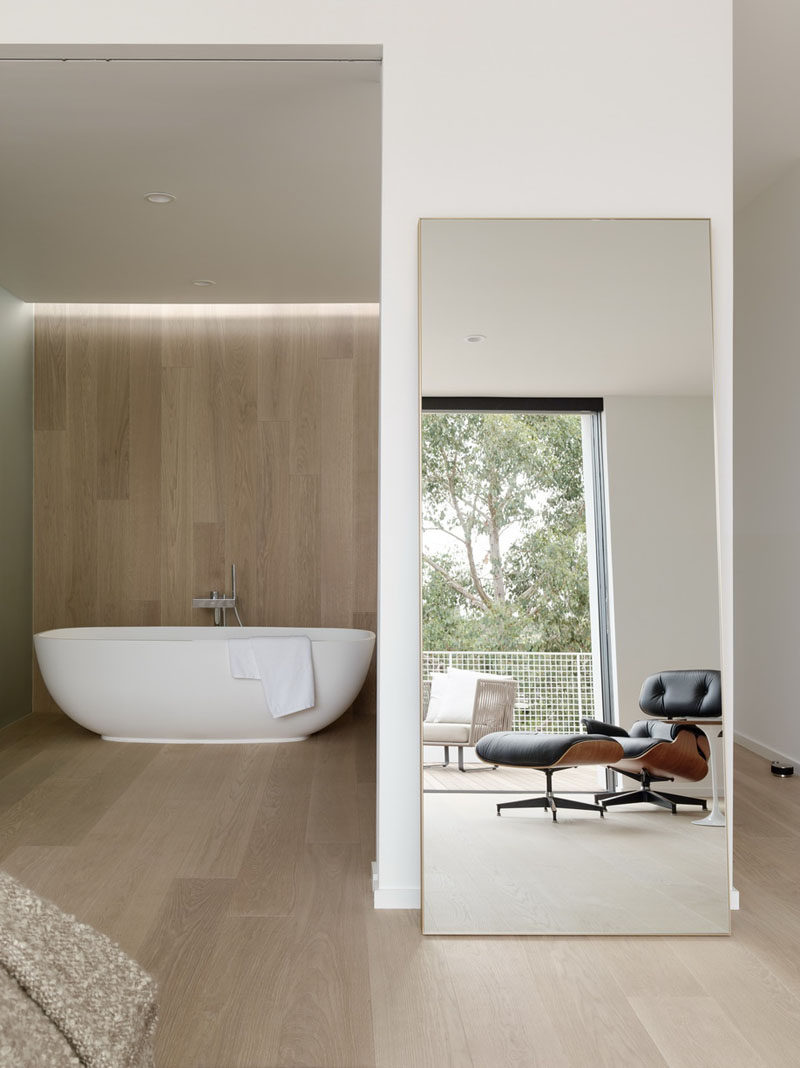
[422,650,595,734]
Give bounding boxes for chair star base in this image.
[596,787,708,814]
[497,769,606,823]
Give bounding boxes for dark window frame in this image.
[422,396,603,413]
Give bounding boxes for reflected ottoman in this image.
[475,731,625,822]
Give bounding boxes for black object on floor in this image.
[771,761,794,777]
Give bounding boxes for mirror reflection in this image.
[419,219,728,935]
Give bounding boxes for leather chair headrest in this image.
[639,669,721,719]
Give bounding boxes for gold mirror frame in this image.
[418,217,730,936]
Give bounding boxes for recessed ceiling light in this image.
[192,279,216,287]
[144,192,176,204]
[464,334,486,343]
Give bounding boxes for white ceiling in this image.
[0,19,788,305]
[419,219,713,398]
[0,59,381,303]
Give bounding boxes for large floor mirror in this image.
[419,218,729,935]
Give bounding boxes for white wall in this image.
[605,397,720,741]
[0,285,33,727]
[0,0,734,907]
[734,162,800,765]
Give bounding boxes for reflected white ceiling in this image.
[419,219,713,397]
[0,59,381,303]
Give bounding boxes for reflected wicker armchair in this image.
[423,672,518,772]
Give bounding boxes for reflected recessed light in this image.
[192,279,216,287]
[144,192,176,204]
[464,334,486,343]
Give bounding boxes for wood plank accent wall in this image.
[33,303,379,715]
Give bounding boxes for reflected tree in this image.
[422,412,590,652]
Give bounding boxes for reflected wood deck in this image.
[0,711,799,1066]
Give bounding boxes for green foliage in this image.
[422,412,591,652]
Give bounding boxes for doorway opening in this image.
[1,51,382,717]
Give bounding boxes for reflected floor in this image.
[423,790,729,935]
[424,762,602,792]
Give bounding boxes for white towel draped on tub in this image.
[228,636,315,718]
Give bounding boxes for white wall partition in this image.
[735,163,800,766]
[0,0,734,906]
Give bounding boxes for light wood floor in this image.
[2,711,800,1067]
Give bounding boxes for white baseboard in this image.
[372,885,420,909]
[371,860,420,909]
[734,730,799,769]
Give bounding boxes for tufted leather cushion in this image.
[638,669,721,719]
[475,731,623,768]
[581,717,709,755]
[618,719,709,757]
[628,719,700,741]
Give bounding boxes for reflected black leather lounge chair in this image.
[583,668,720,813]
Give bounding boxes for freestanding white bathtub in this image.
[33,627,375,743]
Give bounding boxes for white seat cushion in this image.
[422,721,471,744]
[427,668,483,724]
[424,672,449,722]
[426,668,516,725]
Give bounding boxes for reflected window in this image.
[421,399,612,754]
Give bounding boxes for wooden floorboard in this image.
[424,762,601,792]
[139,877,238,1066]
[2,710,800,1066]
[522,939,669,1067]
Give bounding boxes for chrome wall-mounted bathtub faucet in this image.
[192,564,244,626]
